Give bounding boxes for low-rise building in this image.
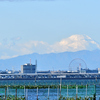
[21,61,37,73]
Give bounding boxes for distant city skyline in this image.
[0,0,100,59]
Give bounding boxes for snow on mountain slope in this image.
[0,34,100,59]
[51,34,100,52]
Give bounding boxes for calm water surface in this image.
[0,79,100,100]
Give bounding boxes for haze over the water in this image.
[0,0,100,59]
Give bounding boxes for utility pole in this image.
[60,78,62,97]
[67,85,68,99]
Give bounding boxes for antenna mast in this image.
[35,60,37,73]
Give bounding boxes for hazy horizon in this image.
[0,0,100,59]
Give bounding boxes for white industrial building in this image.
[21,60,37,73]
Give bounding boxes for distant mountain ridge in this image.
[0,49,100,71]
[0,34,100,60]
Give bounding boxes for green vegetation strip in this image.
[59,96,95,100]
[0,85,86,89]
[0,96,96,100]
[0,96,25,100]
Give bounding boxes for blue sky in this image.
[0,0,100,59]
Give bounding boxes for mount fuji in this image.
[0,34,100,71]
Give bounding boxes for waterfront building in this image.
[37,70,51,73]
[86,69,98,73]
[98,68,100,73]
[21,60,37,73]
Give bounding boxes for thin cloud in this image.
[11,37,21,41]
[0,34,100,59]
